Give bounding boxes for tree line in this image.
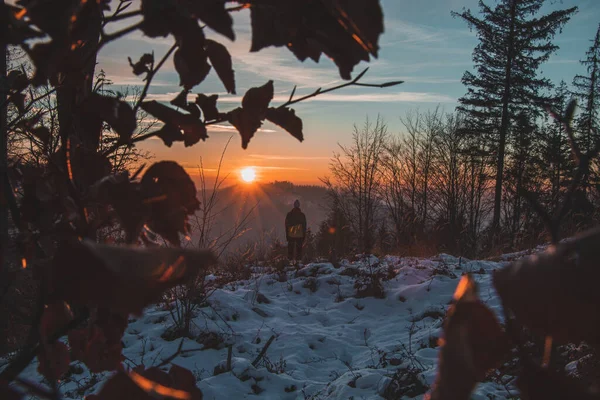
[319,0,600,258]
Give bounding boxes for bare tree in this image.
[322,116,388,253]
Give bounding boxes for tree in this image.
[572,24,600,191]
[316,197,354,261]
[323,116,388,253]
[452,0,577,234]
[0,0,399,396]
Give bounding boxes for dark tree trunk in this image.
[492,0,517,234]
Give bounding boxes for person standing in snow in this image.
[285,199,307,263]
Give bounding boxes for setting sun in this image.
[240,167,257,183]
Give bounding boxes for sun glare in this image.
[241,167,257,183]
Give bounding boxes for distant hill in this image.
[189,181,329,254]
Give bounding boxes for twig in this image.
[129,68,403,145]
[154,338,185,369]
[226,345,233,372]
[134,43,178,114]
[103,9,140,26]
[279,68,403,108]
[252,334,276,367]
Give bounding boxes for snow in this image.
[5,254,518,399]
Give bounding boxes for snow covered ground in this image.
[5,253,535,399]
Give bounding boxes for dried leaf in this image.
[48,239,216,315]
[205,39,236,94]
[140,161,200,244]
[10,93,26,114]
[140,0,179,38]
[195,94,219,121]
[227,81,274,149]
[170,90,190,109]
[242,80,274,118]
[82,328,124,373]
[493,226,600,347]
[266,107,304,142]
[227,107,262,150]
[173,20,211,89]
[91,365,203,400]
[517,361,600,400]
[88,172,147,242]
[4,3,45,45]
[154,124,185,147]
[37,342,70,381]
[7,70,29,92]
[128,53,154,76]
[249,0,383,79]
[141,101,207,146]
[39,302,73,343]
[80,94,137,146]
[427,275,509,400]
[189,0,234,40]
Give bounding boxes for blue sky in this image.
[97,0,600,185]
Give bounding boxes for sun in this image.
[240,167,257,183]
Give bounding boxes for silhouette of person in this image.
[285,199,307,263]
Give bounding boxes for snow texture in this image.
[3,253,533,399]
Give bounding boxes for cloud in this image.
[207,124,276,134]
[138,89,454,105]
[254,166,309,171]
[248,154,331,161]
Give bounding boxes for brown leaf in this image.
[4,3,45,45]
[91,366,203,400]
[517,361,600,400]
[7,70,29,92]
[10,93,26,114]
[493,226,600,347]
[249,0,383,80]
[242,80,274,118]
[170,90,190,109]
[48,239,216,315]
[140,161,200,245]
[37,342,70,381]
[228,107,262,150]
[128,53,154,76]
[195,94,220,121]
[205,39,236,94]
[154,124,185,147]
[39,302,73,343]
[427,275,509,400]
[140,0,180,38]
[141,101,207,146]
[88,172,147,243]
[266,107,304,142]
[80,93,137,146]
[227,81,274,149]
[173,20,211,89]
[188,0,234,40]
[88,371,148,400]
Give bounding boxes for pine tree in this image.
[542,81,572,208]
[572,24,600,190]
[452,0,577,234]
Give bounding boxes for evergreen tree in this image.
[572,24,600,192]
[542,81,572,208]
[452,0,577,233]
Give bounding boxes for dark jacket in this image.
[285,207,307,241]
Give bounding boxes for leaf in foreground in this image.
[493,226,600,347]
[426,274,510,400]
[48,240,216,315]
